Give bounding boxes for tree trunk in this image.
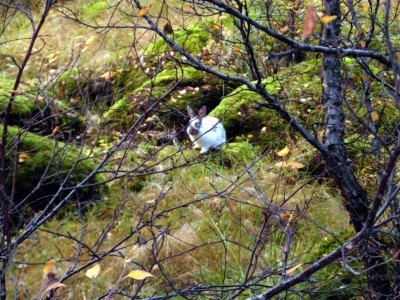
[321,0,391,298]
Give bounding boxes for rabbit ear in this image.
[198,106,207,119]
[187,105,195,118]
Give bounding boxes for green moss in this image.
[81,1,109,17]
[145,25,210,56]
[104,98,128,120]
[206,141,262,168]
[0,80,43,122]
[2,126,105,209]
[57,68,80,99]
[303,229,366,298]
[133,67,204,95]
[209,79,282,144]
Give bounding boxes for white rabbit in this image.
[187,105,226,154]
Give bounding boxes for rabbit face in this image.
[188,118,201,136]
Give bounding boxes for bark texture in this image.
[321,0,391,298]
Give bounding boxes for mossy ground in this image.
[2,0,396,298]
[2,126,104,211]
[9,140,351,298]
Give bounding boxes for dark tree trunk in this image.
[321,0,369,233]
[321,0,391,298]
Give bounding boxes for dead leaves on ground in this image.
[275,145,305,170]
[40,261,67,299]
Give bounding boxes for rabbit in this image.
[186,105,226,154]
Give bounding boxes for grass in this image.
[4,0,387,298]
[7,140,350,298]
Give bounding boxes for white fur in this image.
[187,112,226,154]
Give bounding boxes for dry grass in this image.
[8,141,351,298]
[2,1,354,298]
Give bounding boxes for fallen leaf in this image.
[279,25,289,34]
[48,56,59,64]
[42,282,66,294]
[213,24,221,30]
[138,8,149,17]
[277,145,290,157]
[85,35,101,46]
[274,161,288,168]
[81,46,90,53]
[232,46,241,52]
[320,15,337,24]
[301,4,318,42]
[371,111,379,122]
[43,261,56,275]
[287,161,305,169]
[125,270,154,280]
[85,264,101,279]
[99,71,115,80]
[286,263,303,275]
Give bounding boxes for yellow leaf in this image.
[85,264,101,279]
[371,111,379,122]
[48,56,59,64]
[286,263,303,275]
[212,24,221,30]
[362,6,369,13]
[320,15,337,24]
[26,79,37,87]
[18,152,29,159]
[125,270,154,280]
[274,161,288,168]
[232,46,241,52]
[138,8,149,17]
[287,162,305,169]
[81,46,90,53]
[279,25,289,34]
[73,42,83,50]
[359,40,366,48]
[18,152,30,163]
[85,35,101,46]
[43,261,56,275]
[99,71,115,80]
[277,145,290,157]
[42,282,67,295]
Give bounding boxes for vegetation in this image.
[0,0,400,299]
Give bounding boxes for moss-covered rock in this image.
[104,65,239,133]
[0,78,85,139]
[145,25,210,56]
[2,126,105,211]
[0,80,43,124]
[209,79,284,145]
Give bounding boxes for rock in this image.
[2,126,105,213]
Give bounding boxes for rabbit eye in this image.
[195,121,201,128]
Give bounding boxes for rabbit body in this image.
[187,106,226,154]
